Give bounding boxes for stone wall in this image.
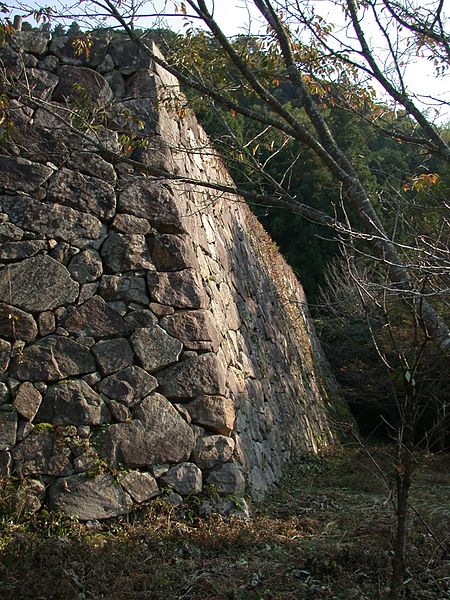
[0,31,336,520]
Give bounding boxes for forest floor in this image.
[0,445,449,600]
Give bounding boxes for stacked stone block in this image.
[0,31,335,519]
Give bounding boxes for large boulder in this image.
[0,255,79,312]
[48,473,133,520]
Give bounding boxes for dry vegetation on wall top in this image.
[0,446,449,599]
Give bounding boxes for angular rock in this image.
[112,213,151,235]
[50,36,108,67]
[205,463,246,496]
[15,479,46,514]
[107,400,131,422]
[149,234,197,271]
[0,411,17,450]
[38,311,56,336]
[118,179,187,233]
[12,430,72,477]
[68,249,103,283]
[148,270,208,309]
[0,195,104,242]
[38,380,110,426]
[110,39,152,74]
[47,168,116,220]
[186,396,235,435]
[119,470,159,503]
[0,221,23,243]
[48,473,133,520]
[0,240,47,261]
[0,338,11,374]
[52,66,114,107]
[101,231,153,273]
[131,325,182,373]
[64,296,131,338]
[124,308,157,329]
[192,435,235,470]
[17,68,59,100]
[103,70,125,97]
[13,382,42,422]
[16,335,96,382]
[100,394,195,466]
[0,382,9,404]
[92,338,134,376]
[0,155,53,194]
[98,365,157,406]
[11,31,51,54]
[160,462,202,495]
[158,353,227,399]
[68,151,116,183]
[160,310,220,352]
[0,255,79,312]
[16,421,34,442]
[99,274,149,305]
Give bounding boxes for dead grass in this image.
[0,445,449,599]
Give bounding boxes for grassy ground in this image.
[0,445,449,599]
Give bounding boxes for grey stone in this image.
[119,470,159,503]
[97,365,157,407]
[110,39,152,74]
[148,302,174,317]
[112,213,151,235]
[158,353,227,399]
[92,338,134,376]
[0,195,104,242]
[185,396,235,435]
[0,255,78,312]
[16,68,59,101]
[205,463,246,496]
[48,473,133,520]
[64,295,132,338]
[192,435,235,470]
[12,430,72,477]
[0,338,11,374]
[124,309,157,329]
[118,179,187,233]
[78,282,100,304]
[47,168,116,220]
[0,240,47,261]
[0,155,53,194]
[15,479,46,514]
[0,222,24,243]
[160,310,220,352]
[101,232,153,273]
[0,382,9,404]
[16,335,96,382]
[101,393,195,466]
[52,65,114,107]
[103,69,125,97]
[107,399,131,422]
[99,274,149,305]
[131,325,182,373]
[68,249,103,283]
[11,31,51,54]
[0,450,11,476]
[97,53,115,73]
[160,462,202,495]
[73,449,98,472]
[148,270,208,309]
[68,152,116,183]
[149,234,197,271]
[82,372,101,386]
[16,421,34,442]
[50,36,108,67]
[13,382,42,421]
[38,311,56,336]
[38,380,110,426]
[0,412,17,450]
[38,55,59,72]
